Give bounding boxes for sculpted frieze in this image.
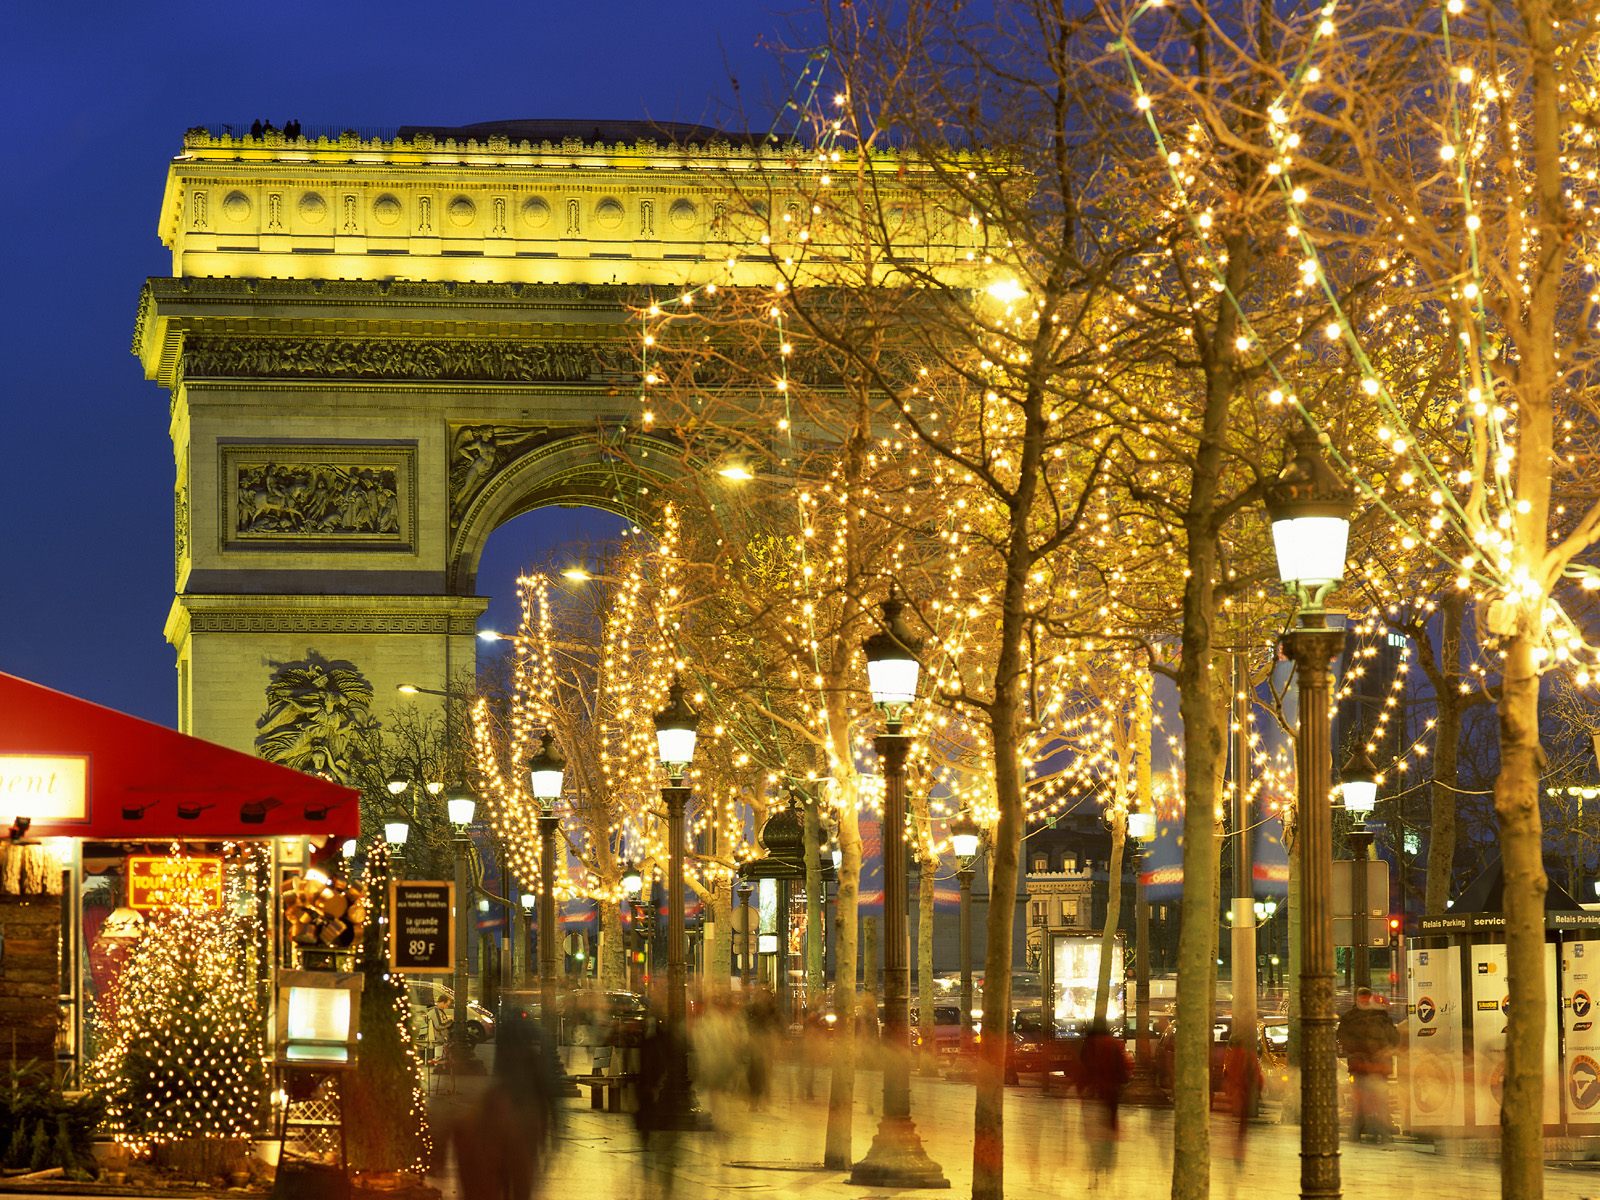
[183,335,635,384]
[450,425,552,519]
[237,462,400,536]
[221,443,415,549]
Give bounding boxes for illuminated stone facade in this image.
[134,120,979,750]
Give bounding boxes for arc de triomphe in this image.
[133,119,968,759]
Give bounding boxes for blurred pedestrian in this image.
[1220,1035,1264,1162]
[1078,1018,1131,1189]
[635,1013,690,1197]
[1337,986,1399,1143]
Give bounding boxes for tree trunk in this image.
[1094,812,1127,1026]
[825,776,861,1169]
[918,854,936,1068]
[806,794,826,1013]
[1496,630,1547,1199]
[1424,592,1466,916]
[708,880,732,991]
[598,899,624,991]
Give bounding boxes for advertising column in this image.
[1469,940,1561,1127]
[1406,944,1464,1130]
[1561,935,1600,1126]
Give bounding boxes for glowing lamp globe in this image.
[830,846,843,871]
[520,892,536,910]
[1340,746,1379,815]
[383,820,410,846]
[621,862,644,897]
[949,812,982,861]
[863,593,923,710]
[447,792,476,827]
[526,732,566,802]
[654,679,699,772]
[1264,427,1353,607]
[385,771,409,796]
[1127,809,1157,843]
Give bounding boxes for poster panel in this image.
[1407,944,1464,1129]
[1469,942,1560,1126]
[1562,939,1600,1125]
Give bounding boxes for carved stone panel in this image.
[449,424,552,521]
[182,335,635,384]
[220,442,416,551]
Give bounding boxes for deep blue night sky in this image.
[2,3,805,725]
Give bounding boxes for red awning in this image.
[0,672,360,839]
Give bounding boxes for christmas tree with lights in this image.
[342,844,432,1182]
[93,896,267,1177]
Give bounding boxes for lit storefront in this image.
[0,671,359,1082]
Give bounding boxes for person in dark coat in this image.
[1078,1019,1131,1188]
[1337,987,1399,1142]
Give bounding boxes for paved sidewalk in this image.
[426,1064,1600,1199]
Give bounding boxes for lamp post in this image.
[950,813,982,1054]
[851,594,947,1189]
[1266,425,1353,1200]
[1229,651,1258,1048]
[383,819,410,880]
[622,862,645,992]
[654,678,706,1128]
[520,892,536,986]
[446,786,479,1071]
[1340,747,1378,991]
[1125,806,1163,1102]
[737,880,755,987]
[526,732,567,1029]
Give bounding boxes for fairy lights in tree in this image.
[92,846,268,1154]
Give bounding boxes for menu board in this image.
[390,880,454,974]
[127,854,223,910]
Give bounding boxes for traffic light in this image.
[1388,915,1402,987]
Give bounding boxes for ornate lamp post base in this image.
[849,1117,950,1189]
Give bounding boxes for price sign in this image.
[389,881,453,974]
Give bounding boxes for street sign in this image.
[1330,859,1390,920]
[389,880,454,974]
[1333,915,1391,948]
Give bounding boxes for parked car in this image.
[911,1004,966,1057]
[407,982,496,1044]
[562,989,649,1045]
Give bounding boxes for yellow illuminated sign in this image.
[0,755,88,822]
[127,855,224,910]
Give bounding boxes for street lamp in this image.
[1266,425,1353,1200]
[1123,803,1164,1103]
[851,593,946,1189]
[653,679,704,1127]
[950,812,983,1054]
[445,783,479,1072]
[526,732,567,1039]
[1341,746,1379,990]
[737,879,755,987]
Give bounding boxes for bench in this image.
[575,1070,639,1111]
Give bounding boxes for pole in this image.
[1285,619,1345,1200]
[539,813,560,1018]
[777,878,792,1025]
[1349,827,1374,991]
[740,885,754,987]
[958,863,974,1053]
[850,732,946,1187]
[450,829,475,1070]
[665,784,690,1034]
[1231,651,1259,1043]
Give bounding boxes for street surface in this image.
[426,1062,1600,1200]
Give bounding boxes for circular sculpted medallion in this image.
[594,198,625,230]
[222,191,251,222]
[447,196,476,226]
[372,194,402,226]
[668,198,698,231]
[521,196,551,229]
[298,193,327,222]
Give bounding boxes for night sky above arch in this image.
[3,1,809,725]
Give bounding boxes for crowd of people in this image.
[439,984,1403,1198]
